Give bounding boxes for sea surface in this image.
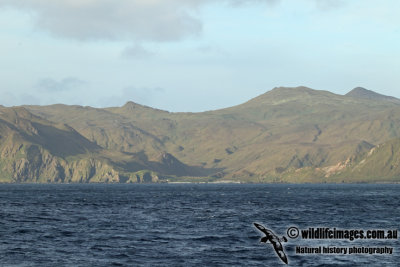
[0,183,398,266]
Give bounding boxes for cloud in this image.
[0,0,279,43]
[0,0,202,42]
[121,44,154,59]
[35,77,86,92]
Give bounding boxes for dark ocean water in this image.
[0,184,398,266]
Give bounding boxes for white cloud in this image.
[0,0,279,43]
[0,0,202,42]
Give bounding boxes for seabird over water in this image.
[254,222,288,264]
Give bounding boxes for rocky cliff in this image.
[1,86,400,183]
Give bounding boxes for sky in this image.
[0,0,399,112]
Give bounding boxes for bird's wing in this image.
[272,241,288,265]
[254,223,269,234]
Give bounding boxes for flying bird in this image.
[254,222,288,264]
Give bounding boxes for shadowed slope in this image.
[19,86,400,182]
[0,105,219,182]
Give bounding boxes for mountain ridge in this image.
[0,86,399,183]
[346,87,400,103]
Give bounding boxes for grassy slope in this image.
[0,106,215,182]
[339,138,400,182]
[0,106,121,182]
[20,86,400,182]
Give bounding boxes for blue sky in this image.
[0,0,399,112]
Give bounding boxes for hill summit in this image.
[346,87,400,103]
[0,86,399,183]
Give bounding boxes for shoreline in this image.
[0,181,399,185]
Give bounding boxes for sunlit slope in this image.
[0,106,208,182]
[204,87,400,180]
[339,138,400,182]
[26,104,167,157]
[0,106,110,182]
[22,86,400,182]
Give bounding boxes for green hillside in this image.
[0,106,211,183]
[0,86,398,183]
